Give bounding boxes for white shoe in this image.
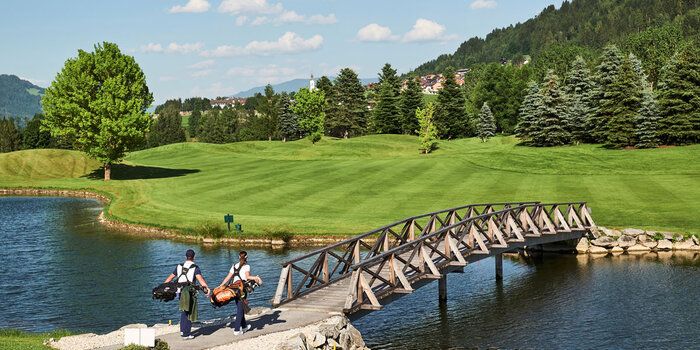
[244,324,252,332]
[233,330,242,336]
[182,335,194,340]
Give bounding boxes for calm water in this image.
[1,197,699,349]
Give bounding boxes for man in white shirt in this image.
[164,249,210,340]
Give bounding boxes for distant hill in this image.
[232,77,378,97]
[412,0,700,76]
[0,74,45,119]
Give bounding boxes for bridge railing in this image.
[342,202,596,312]
[271,201,541,306]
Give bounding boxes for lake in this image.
[1,197,697,349]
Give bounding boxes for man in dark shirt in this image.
[164,249,210,340]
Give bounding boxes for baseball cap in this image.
[185,249,195,258]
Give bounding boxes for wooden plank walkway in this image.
[272,202,596,316]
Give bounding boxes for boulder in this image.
[674,234,684,242]
[611,246,624,255]
[642,241,658,248]
[622,228,644,237]
[637,235,649,243]
[306,331,326,349]
[692,235,699,245]
[627,244,651,252]
[617,235,636,248]
[656,239,672,250]
[589,246,609,254]
[591,236,617,248]
[575,238,589,254]
[338,330,352,350]
[588,228,601,239]
[673,240,694,250]
[345,324,365,348]
[276,333,308,350]
[661,232,675,240]
[326,339,339,350]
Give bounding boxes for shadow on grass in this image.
[83,164,200,180]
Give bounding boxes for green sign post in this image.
[224,214,234,232]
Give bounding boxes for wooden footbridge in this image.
[271,202,596,317]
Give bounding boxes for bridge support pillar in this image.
[438,274,447,303]
[495,253,503,281]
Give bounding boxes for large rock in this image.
[618,235,636,248]
[591,236,617,248]
[661,232,675,240]
[600,227,620,237]
[673,240,694,250]
[276,333,308,350]
[306,331,326,349]
[656,239,673,250]
[692,235,699,245]
[588,228,601,239]
[642,241,658,248]
[622,228,644,237]
[637,235,649,243]
[611,246,624,255]
[627,244,651,252]
[576,238,589,254]
[345,324,365,348]
[589,246,609,254]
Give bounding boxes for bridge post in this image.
[438,274,447,303]
[495,253,503,281]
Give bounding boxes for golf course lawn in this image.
[0,329,72,350]
[1,134,698,237]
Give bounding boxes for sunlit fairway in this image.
[1,135,698,236]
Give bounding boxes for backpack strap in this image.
[231,263,246,283]
[176,263,198,284]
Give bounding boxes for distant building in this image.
[210,98,247,108]
[310,74,316,92]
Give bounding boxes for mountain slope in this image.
[232,77,378,97]
[0,74,44,119]
[412,0,699,75]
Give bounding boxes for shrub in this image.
[119,339,169,350]
[264,225,295,242]
[651,232,665,241]
[195,221,227,238]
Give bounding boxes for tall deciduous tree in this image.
[565,56,595,145]
[477,102,496,142]
[42,42,153,180]
[416,103,438,154]
[372,63,401,134]
[626,23,683,86]
[515,81,541,141]
[399,76,424,135]
[603,57,641,149]
[532,71,570,147]
[656,44,700,145]
[589,44,623,142]
[292,88,326,144]
[278,93,301,142]
[436,67,467,139]
[327,68,368,138]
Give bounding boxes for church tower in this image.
[309,74,316,91]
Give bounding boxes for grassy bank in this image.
[0,135,698,237]
[0,329,71,350]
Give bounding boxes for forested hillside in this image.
[412,0,700,77]
[0,74,44,119]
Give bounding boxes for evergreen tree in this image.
[22,114,53,149]
[316,76,334,100]
[0,117,22,152]
[635,87,661,148]
[278,93,301,142]
[589,44,623,142]
[399,76,424,135]
[603,57,641,149]
[565,56,595,145]
[656,44,700,145]
[372,63,401,134]
[149,106,186,147]
[477,102,496,142]
[628,53,649,90]
[327,68,368,138]
[416,103,438,154]
[188,109,201,139]
[258,84,280,141]
[515,81,541,141]
[435,67,467,139]
[531,71,570,147]
[197,109,230,144]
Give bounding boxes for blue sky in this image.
[1,0,562,104]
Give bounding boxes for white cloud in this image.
[470,0,497,9]
[356,24,399,42]
[141,42,203,54]
[159,76,177,81]
[227,67,257,76]
[201,32,323,57]
[168,0,210,13]
[251,16,269,25]
[307,14,338,25]
[279,10,305,23]
[165,42,203,54]
[403,19,457,42]
[186,59,215,69]
[218,0,283,15]
[236,16,248,26]
[140,43,164,53]
[189,82,235,98]
[228,64,298,84]
[191,69,214,77]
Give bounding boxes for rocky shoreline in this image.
[572,226,700,254]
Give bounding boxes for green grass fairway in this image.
[1,135,698,236]
[0,329,71,350]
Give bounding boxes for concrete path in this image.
[97,309,334,350]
